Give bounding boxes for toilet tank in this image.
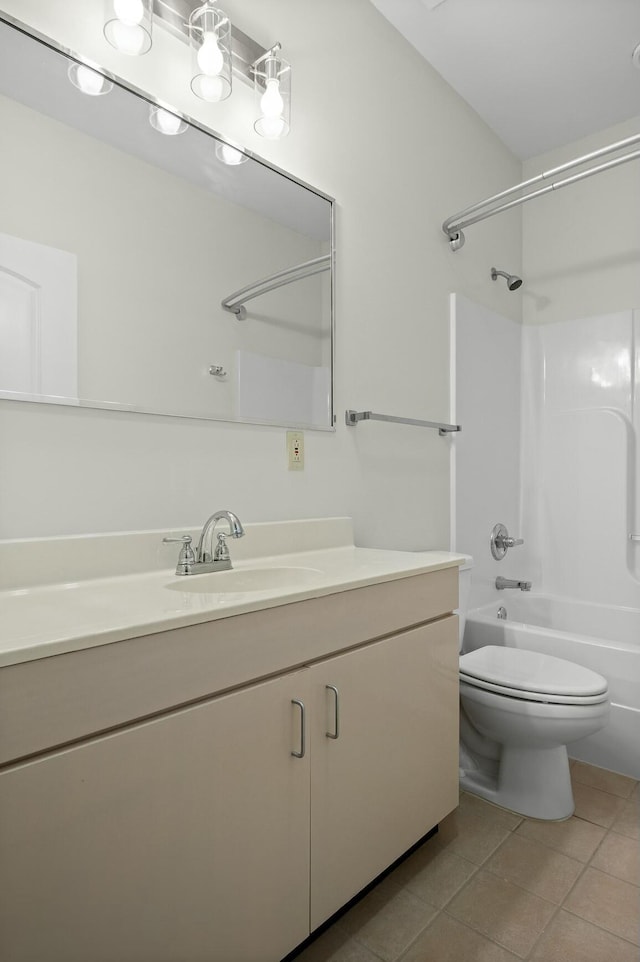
[456,555,474,650]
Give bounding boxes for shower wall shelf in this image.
[345,410,461,436]
[221,254,331,320]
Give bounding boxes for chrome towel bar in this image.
[345,410,461,436]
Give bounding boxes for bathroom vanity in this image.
[0,519,461,962]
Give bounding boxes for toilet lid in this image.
[459,646,608,702]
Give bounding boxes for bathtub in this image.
[464,595,640,780]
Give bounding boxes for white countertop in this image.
[0,519,463,667]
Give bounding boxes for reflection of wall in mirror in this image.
[0,231,77,400]
[0,92,329,423]
[236,350,330,427]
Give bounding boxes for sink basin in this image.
[165,566,324,594]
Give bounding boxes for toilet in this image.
[457,558,610,820]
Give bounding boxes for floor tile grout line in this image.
[414,828,574,962]
[393,905,443,962]
[517,856,592,961]
[438,908,528,960]
[520,830,640,958]
[520,800,617,958]
[423,793,619,961]
[569,764,638,800]
[393,907,522,962]
[478,860,582,909]
[584,860,640,888]
[558,902,640,948]
[512,825,604,864]
[330,782,638,962]
[585,820,640,887]
[400,857,482,914]
[608,825,640,842]
[349,898,439,962]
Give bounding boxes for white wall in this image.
[0,0,521,543]
[522,116,640,327]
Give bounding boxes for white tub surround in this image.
[0,517,463,666]
[465,596,640,779]
[0,518,462,962]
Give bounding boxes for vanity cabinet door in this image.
[0,671,311,962]
[309,617,459,929]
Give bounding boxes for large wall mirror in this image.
[0,17,334,429]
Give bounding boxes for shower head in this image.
[491,267,522,291]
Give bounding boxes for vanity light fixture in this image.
[68,62,114,96]
[189,0,232,102]
[100,0,293,137]
[103,0,153,56]
[252,44,290,139]
[215,142,249,165]
[149,105,188,135]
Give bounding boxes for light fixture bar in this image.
[153,0,267,84]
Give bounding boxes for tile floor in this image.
[293,761,640,962]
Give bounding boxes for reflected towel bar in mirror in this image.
[345,410,461,436]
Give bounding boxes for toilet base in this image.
[460,744,575,820]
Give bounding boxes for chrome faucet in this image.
[164,510,245,576]
[496,576,532,591]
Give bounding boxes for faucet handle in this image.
[163,535,196,574]
[502,536,524,549]
[490,523,524,560]
[213,532,230,562]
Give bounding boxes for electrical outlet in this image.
[286,431,304,471]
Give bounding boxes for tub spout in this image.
[496,576,532,591]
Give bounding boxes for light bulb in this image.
[216,143,248,165]
[76,65,104,95]
[113,0,144,25]
[197,74,226,102]
[151,108,185,136]
[260,78,284,118]
[258,116,286,139]
[197,31,224,76]
[69,64,112,96]
[110,20,147,55]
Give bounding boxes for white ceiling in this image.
[370,0,640,159]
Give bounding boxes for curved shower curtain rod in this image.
[221,254,330,320]
[442,131,640,251]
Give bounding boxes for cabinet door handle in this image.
[325,685,340,740]
[291,699,306,758]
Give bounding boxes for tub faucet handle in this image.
[503,536,524,548]
[490,523,524,560]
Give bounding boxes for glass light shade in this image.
[68,63,113,96]
[103,0,152,56]
[215,142,249,165]
[254,55,290,139]
[189,3,232,103]
[149,106,188,136]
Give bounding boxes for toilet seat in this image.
[459,646,609,706]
